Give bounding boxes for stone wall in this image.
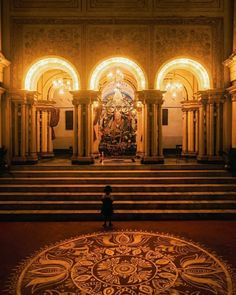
[6,0,231,90]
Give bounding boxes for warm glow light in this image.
[156,58,211,90]
[24,57,80,91]
[93,101,99,108]
[90,57,147,90]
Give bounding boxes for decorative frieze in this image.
[12,0,81,9]
[154,0,222,11]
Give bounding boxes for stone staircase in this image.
[0,162,236,220]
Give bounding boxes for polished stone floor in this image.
[0,220,235,294]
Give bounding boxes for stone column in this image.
[188,110,194,154]
[29,104,38,162]
[137,90,164,164]
[35,101,55,158]
[182,100,199,157]
[36,110,41,153]
[71,90,99,164]
[195,110,199,153]
[0,87,5,148]
[197,92,208,162]
[0,53,10,84]
[228,87,236,148]
[182,109,188,155]
[207,90,225,162]
[11,91,28,163]
[134,99,144,157]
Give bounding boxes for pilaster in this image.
[0,52,10,83]
[182,100,200,157]
[11,90,38,164]
[71,90,99,164]
[137,90,164,164]
[0,87,6,148]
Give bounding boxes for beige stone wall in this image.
[4,0,231,91]
[9,18,224,91]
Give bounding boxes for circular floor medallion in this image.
[15,231,234,294]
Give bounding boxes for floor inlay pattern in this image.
[14,231,234,294]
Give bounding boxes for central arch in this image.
[89,57,148,90]
[155,58,211,91]
[24,56,80,91]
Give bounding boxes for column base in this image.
[182,151,197,158]
[72,156,94,165]
[27,154,38,164]
[12,156,28,164]
[197,155,224,164]
[207,155,224,163]
[40,152,54,158]
[141,156,164,164]
[229,148,236,175]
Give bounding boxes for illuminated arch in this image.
[89,57,147,90]
[155,58,211,91]
[24,56,80,91]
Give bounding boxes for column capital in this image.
[0,86,6,95]
[182,100,200,111]
[71,90,100,105]
[136,90,164,104]
[207,89,226,104]
[10,90,38,104]
[224,53,236,84]
[0,52,10,83]
[196,90,209,104]
[227,85,236,102]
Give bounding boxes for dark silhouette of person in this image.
[101,185,113,227]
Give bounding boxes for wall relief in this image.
[22,25,82,82]
[86,25,149,73]
[153,20,223,88]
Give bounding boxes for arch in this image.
[89,57,148,91]
[155,58,212,91]
[24,56,80,91]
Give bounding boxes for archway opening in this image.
[24,57,80,159]
[156,58,211,159]
[162,69,197,156]
[36,69,74,157]
[91,58,147,158]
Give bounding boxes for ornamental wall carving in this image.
[10,18,223,90]
[86,25,149,74]
[11,22,82,89]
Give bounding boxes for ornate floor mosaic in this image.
[13,231,234,294]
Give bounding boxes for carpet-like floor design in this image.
[12,230,234,294]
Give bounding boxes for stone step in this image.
[0,184,235,192]
[0,200,235,211]
[5,169,230,178]
[1,164,234,220]
[0,209,236,221]
[0,191,235,201]
[9,163,226,171]
[1,176,235,185]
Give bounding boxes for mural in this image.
[96,89,137,157]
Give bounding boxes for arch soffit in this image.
[24,56,80,91]
[89,57,148,91]
[155,58,212,91]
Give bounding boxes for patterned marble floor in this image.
[10,230,235,294]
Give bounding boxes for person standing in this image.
[101,185,113,227]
